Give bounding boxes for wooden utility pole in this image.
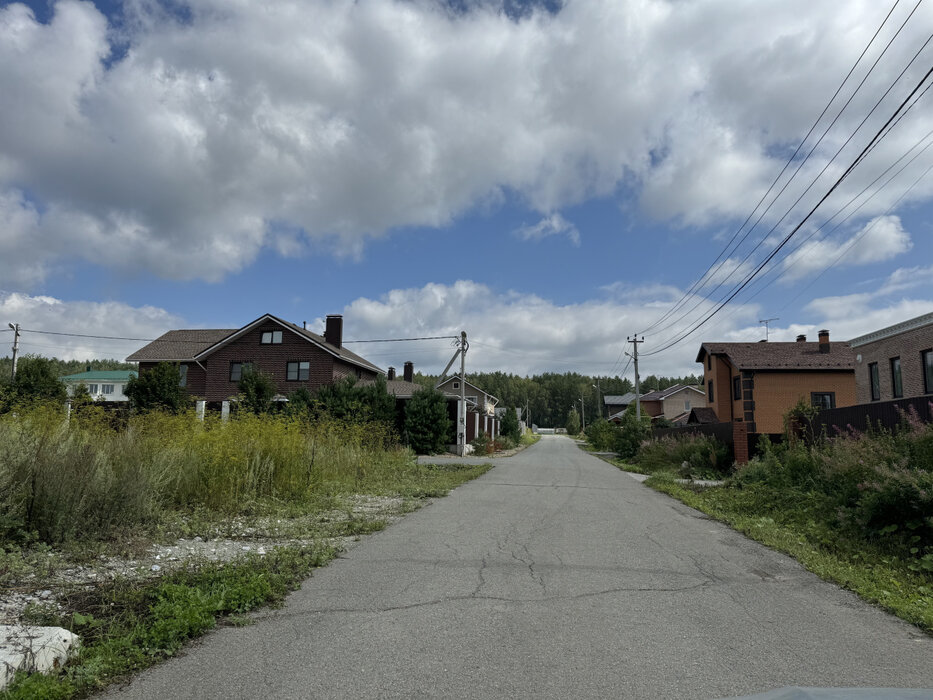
[626,335,644,421]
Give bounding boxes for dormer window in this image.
[261,330,283,344]
[453,381,460,389]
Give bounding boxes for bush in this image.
[10,356,67,403]
[315,375,397,425]
[635,433,732,478]
[565,408,581,436]
[501,407,521,443]
[238,367,277,414]
[124,363,187,413]
[404,387,450,454]
[614,407,651,459]
[584,418,619,451]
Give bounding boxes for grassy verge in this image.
[0,456,491,700]
[520,433,541,447]
[646,475,933,632]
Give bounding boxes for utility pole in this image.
[626,335,644,421]
[459,331,467,457]
[592,378,601,418]
[8,323,20,383]
[579,395,585,432]
[759,317,778,341]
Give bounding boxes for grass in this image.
[0,405,492,696]
[646,475,933,632]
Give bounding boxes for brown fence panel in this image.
[812,396,933,436]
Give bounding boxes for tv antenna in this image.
[759,317,779,341]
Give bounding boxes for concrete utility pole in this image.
[8,323,20,383]
[626,335,644,421]
[459,331,467,457]
[593,379,601,418]
[579,395,586,431]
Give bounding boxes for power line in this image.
[638,0,910,336]
[642,60,933,358]
[342,335,459,343]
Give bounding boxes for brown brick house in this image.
[637,384,707,424]
[696,330,856,434]
[848,311,933,403]
[126,314,381,401]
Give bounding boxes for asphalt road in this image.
[107,435,933,699]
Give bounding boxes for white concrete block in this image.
[0,625,80,690]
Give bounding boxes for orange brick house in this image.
[696,330,857,434]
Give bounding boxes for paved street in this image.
[108,435,933,699]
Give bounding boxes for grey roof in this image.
[357,377,424,398]
[697,341,854,371]
[640,384,705,401]
[605,393,638,405]
[126,314,382,375]
[126,329,236,362]
[435,377,499,403]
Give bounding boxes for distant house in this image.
[126,314,381,402]
[848,311,933,403]
[637,384,707,424]
[60,370,137,402]
[604,393,639,419]
[435,376,500,443]
[696,330,856,434]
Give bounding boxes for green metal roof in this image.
[59,370,137,382]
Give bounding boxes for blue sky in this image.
[2,0,932,377]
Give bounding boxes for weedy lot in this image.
[0,405,490,698]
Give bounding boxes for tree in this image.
[12,356,67,402]
[316,375,397,424]
[124,362,187,412]
[565,407,581,435]
[501,406,521,442]
[404,387,450,454]
[239,367,277,414]
[615,406,652,459]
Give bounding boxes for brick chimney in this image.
[818,329,830,354]
[796,334,807,342]
[403,361,414,383]
[324,315,342,348]
[387,367,396,380]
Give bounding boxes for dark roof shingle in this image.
[126,329,236,362]
[697,342,854,371]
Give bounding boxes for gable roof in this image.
[126,314,382,375]
[696,341,854,371]
[640,384,705,401]
[687,407,719,424]
[60,370,137,382]
[604,393,638,405]
[435,376,499,403]
[357,377,425,398]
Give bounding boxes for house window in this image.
[88,384,99,394]
[261,330,283,344]
[869,362,880,401]
[287,361,310,381]
[707,380,714,402]
[178,364,188,388]
[924,349,933,394]
[890,357,902,398]
[811,392,835,410]
[453,381,460,389]
[684,399,691,411]
[230,362,252,382]
[733,375,741,401]
[101,384,114,395]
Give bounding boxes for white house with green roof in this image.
[59,370,137,402]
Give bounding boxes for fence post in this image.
[64,399,72,424]
[196,400,206,422]
[733,421,749,465]
[221,400,230,422]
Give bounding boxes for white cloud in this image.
[781,215,913,281]
[513,213,580,246]
[319,279,759,377]
[0,292,185,360]
[2,0,932,284]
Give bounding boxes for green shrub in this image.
[404,387,450,454]
[614,407,651,459]
[584,418,619,451]
[634,433,732,478]
[238,367,277,415]
[124,363,186,413]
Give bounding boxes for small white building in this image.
[60,370,137,402]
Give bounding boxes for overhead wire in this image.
[637,0,910,336]
[642,59,933,358]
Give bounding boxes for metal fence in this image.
[652,421,736,445]
[811,396,933,436]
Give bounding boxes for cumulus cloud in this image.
[312,280,759,377]
[781,215,912,281]
[2,0,932,285]
[513,213,580,246]
[0,292,185,360]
